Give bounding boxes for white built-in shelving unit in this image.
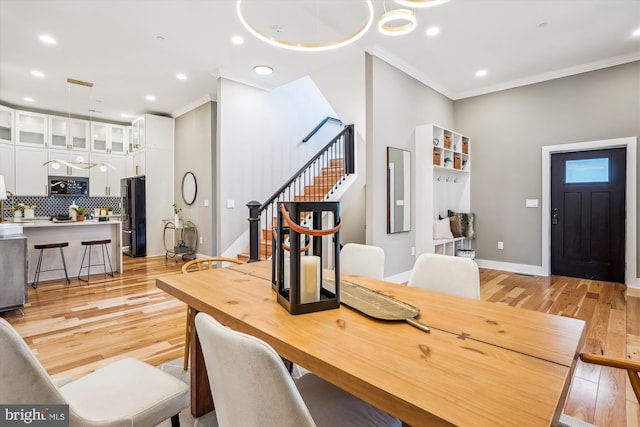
[415,124,471,256]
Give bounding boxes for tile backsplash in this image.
[6,195,121,218]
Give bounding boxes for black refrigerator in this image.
[121,176,146,257]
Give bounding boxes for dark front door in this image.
[551,148,626,283]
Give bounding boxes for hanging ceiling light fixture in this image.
[43,159,114,171]
[236,0,374,52]
[394,0,450,7]
[378,9,416,36]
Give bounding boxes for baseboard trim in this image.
[474,259,546,276]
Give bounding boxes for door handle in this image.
[552,208,559,225]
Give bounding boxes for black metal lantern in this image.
[272,201,341,314]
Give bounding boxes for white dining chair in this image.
[408,252,480,299]
[0,317,189,427]
[194,312,401,427]
[340,243,385,279]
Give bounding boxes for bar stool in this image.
[78,239,114,282]
[33,242,70,289]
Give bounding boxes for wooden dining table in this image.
[156,261,586,426]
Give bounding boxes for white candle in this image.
[300,255,320,304]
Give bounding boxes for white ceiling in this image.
[1,0,639,124]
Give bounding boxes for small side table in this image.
[163,219,198,262]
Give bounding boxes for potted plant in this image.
[12,204,25,218]
[444,157,452,167]
[73,206,87,221]
[172,203,182,226]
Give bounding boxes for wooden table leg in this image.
[190,308,215,418]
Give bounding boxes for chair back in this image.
[408,253,480,300]
[195,313,316,427]
[340,243,385,280]
[182,256,244,274]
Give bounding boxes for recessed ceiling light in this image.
[633,28,640,37]
[475,69,488,77]
[146,95,156,101]
[31,70,45,78]
[24,97,35,102]
[253,65,273,75]
[39,34,56,45]
[231,35,244,45]
[176,73,188,81]
[120,113,130,118]
[426,27,440,36]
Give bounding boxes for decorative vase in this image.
[174,214,180,227]
[14,210,22,218]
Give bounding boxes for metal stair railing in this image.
[247,124,354,262]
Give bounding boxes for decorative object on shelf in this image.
[462,159,468,170]
[433,138,439,146]
[454,153,461,169]
[12,204,25,218]
[73,206,86,221]
[443,133,452,149]
[433,149,441,165]
[443,157,452,167]
[273,201,341,315]
[172,203,182,227]
[181,172,197,206]
[236,0,374,52]
[462,138,469,154]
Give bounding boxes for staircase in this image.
[238,158,346,262]
[242,123,355,263]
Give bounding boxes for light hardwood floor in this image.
[2,256,639,426]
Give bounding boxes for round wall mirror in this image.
[181,172,197,205]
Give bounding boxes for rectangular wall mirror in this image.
[387,147,411,233]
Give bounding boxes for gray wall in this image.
[366,55,454,276]
[454,61,640,268]
[174,101,215,255]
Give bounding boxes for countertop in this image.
[10,218,121,228]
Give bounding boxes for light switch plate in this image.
[226,200,235,209]
[525,199,539,208]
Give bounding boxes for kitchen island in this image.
[17,218,122,284]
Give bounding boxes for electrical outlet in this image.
[411,246,415,256]
[498,241,504,250]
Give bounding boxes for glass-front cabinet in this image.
[0,105,14,144]
[49,117,68,149]
[92,123,127,154]
[16,111,47,147]
[69,119,89,150]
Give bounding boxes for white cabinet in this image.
[15,146,48,195]
[90,153,125,196]
[49,117,90,151]
[0,142,15,193]
[128,149,146,176]
[0,105,14,144]
[16,111,48,147]
[92,123,128,154]
[415,124,471,257]
[130,116,144,151]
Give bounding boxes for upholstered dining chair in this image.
[408,252,480,300]
[340,243,385,280]
[559,352,640,427]
[194,312,400,427]
[181,256,245,370]
[0,317,188,427]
